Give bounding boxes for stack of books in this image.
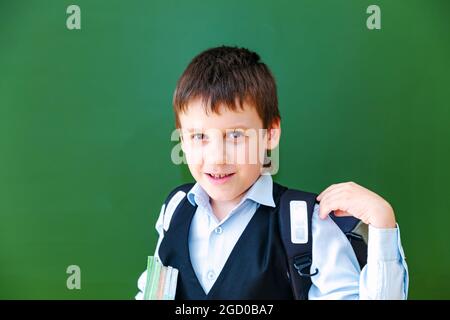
[143,256,179,300]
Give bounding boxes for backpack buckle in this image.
[345,232,364,242]
[293,255,319,277]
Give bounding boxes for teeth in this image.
[210,173,230,179]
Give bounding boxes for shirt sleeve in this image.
[135,203,166,300]
[308,204,409,300]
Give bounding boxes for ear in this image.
[266,118,281,150]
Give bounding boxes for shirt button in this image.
[207,270,216,281]
[214,226,223,234]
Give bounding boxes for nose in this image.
[204,137,226,165]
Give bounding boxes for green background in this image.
[1,0,449,299]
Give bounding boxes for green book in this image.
[143,256,154,300]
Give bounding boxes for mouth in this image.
[205,172,235,185]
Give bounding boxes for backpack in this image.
[161,182,368,300]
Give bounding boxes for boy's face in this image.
[178,98,280,204]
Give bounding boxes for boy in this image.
[136,46,408,299]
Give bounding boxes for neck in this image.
[210,195,244,222]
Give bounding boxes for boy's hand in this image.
[316,182,397,229]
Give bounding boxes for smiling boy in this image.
[136,46,408,299]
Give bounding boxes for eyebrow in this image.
[183,126,251,132]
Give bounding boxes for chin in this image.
[202,187,236,202]
[204,188,229,200]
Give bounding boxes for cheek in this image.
[243,163,263,175]
[242,139,266,166]
[187,163,203,178]
[192,163,202,171]
[184,146,204,165]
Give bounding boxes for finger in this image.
[319,190,352,219]
[317,184,337,201]
[317,182,348,201]
[333,209,351,217]
[318,195,349,219]
[318,189,346,206]
[318,188,351,212]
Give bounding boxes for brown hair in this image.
[172,46,280,129]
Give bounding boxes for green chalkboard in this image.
[1,0,449,299]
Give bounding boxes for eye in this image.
[227,130,245,140]
[191,133,206,141]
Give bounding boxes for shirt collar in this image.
[187,174,276,209]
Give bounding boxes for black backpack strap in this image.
[278,188,319,300]
[162,183,195,206]
[160,183,195,236]
[278,186,369,300]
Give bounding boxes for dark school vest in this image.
[158,182,295,300]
